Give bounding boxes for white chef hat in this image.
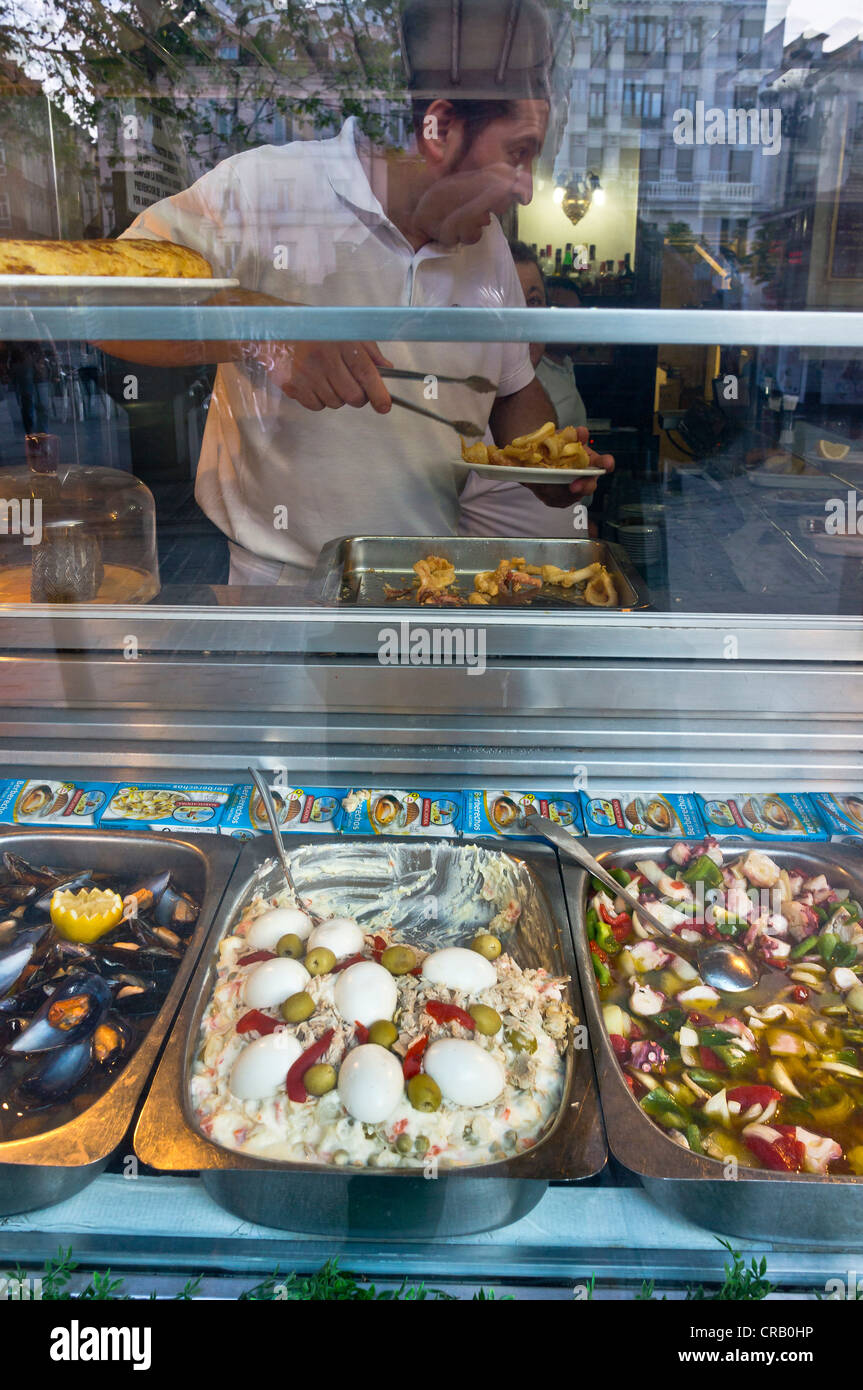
[399,0,557,104]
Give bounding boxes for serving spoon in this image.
[504,814,789,999]
[248,769,324,924]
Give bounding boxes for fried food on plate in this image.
[474,557,542,599]
[584,566,618,608]
[0,238,213,278]
[460,423,592,471]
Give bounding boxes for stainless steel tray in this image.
[561,837,863,1247]
[308,535,650,609]
[0,828,238,1216]
[135,835,606,1237]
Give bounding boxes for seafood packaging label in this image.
[341,790,463,836]
[0,778,114,826]
[221,784,345,838]
[695,792,828,840]
[463,790,584,838]
[580,792,704,838]
[100,783,231,833]
[809,792,863,840]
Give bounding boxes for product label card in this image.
[462,790,584,838]
[221,785,346,838]
[580,792,704,838]
[696,792,828,840]
[341,790,463,836]
[0,779,115,827]
[809,792,863,839]
[101,783,232,832]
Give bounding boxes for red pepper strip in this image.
[698,1045,725,1072]
[743,1130,804,1173]
[403,1035,428,1080]
[589,941,609,965]
[792,986,809,1004]
[331,953,366,974]
[371,934,387,962]
[425,1000,476,1030]
[238,950,277,966]
[409,965,423,977]
[609,1033,629,1059]
[287,1028,335,1103]
[236,1009,281,1036]
[728,1085,782,1111]
[354,1021,369,1044]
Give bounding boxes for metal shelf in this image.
[2,305,862,346]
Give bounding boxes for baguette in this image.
[0,238,212,278]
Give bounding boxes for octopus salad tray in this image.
[309,536,650,609]
[560,836,863,1246]
[134,835,605,1238]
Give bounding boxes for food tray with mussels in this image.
[561,836,863,1246]
[0,829,237,1216]
[308,536,649,609]
[135,835,605,1238]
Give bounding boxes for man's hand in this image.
[248,340,394,413]
[412,164,527,248]
[524,427,615,509]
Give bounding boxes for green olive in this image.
[381,944,417,976]
[304,946,336,976]
[368,1019,398,1049]
[471,933,502,960]
[276,933,304,959]
[505,1027,537,1055]
[395,1133,412,1154]
[303,1063,336,1096]
[414,1134,430,1155]
[503,1128,518,1149]
[407,1074,442,1113]
[280,990,314,1023]
[468,1004,502,1035]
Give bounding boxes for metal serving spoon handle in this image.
[247,769,317,917]
[513,815,774,995]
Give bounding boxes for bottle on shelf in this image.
[554,248,563,273]
[563,243,573,271]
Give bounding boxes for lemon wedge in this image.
[50,887,124,942]
[818,439,851,460]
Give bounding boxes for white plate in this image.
[455,458,605,484]
[749,468,839,490]
[0,274,239,305]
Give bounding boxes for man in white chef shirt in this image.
[103,0,613,584]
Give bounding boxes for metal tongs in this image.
[380,368,493,438]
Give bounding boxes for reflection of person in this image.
[460,242,593,538]
[4,344,47,434]
[100,0,613,585]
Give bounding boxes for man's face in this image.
[452,100,549,212]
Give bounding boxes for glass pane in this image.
[0,0,859,629]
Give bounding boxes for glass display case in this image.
[0,0,862,1300]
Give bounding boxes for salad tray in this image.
[0,828,238,1215]
[561,838,863,1247]
[308,535,650,609]
[134,835,606,1238]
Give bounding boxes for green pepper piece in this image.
[712,1043,748,1070]
[818,931,838,964]
[654,1007,687,1032]
[590,876,607,894]
[846,900,862,922]
[681,855,723,890]
[684,1067,726,1094]
[685,1122,704,1154]
[815,905,831,925]
[698,1027,734,1047]
[833,942,859,969]
[790,934,819,960]
[585,907,600,942]
[715,917,744,938]
[590,951,611,988]
[641,1086,689,1131]
[594,919,621,956]
[610,868,632,888]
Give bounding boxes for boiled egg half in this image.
[229,1031,302,1100]
[334,960,397,1028]
[308,916,364,959]
[244,957,310,1009]
[422,947,496,993]
[338,1043,404,1123]
[246,906,313,951]
[424,1039,505,1107]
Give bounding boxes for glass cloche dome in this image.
[0,434,160,604]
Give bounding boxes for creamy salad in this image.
[191,885,573,1169]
